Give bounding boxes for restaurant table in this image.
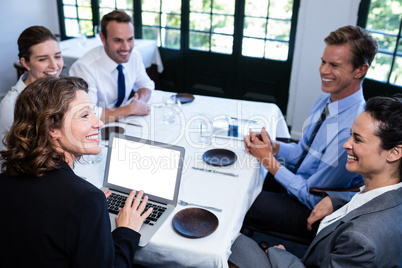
[73,90,290,267]
[59,36,164,75]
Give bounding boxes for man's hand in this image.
[244,127,272,157]
[128,93,151,115]
[101,90,151,123]
[307,196,333,231]
[243,127,281,175]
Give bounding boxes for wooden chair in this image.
[309,182,363,195]
[13,60,26,79]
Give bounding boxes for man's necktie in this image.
[115,64,125,107]
[294,104,329,172]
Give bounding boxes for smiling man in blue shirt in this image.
[243,25,378,239]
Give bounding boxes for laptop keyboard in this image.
[106,192,167,226]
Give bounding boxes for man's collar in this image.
[327,88,364,117]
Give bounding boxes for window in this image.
[363,0,402,87]
[57,0,299,112]
[58,0,133,38]
[142,0,181,49]
[57,0,295,61]
[99,0,133,21]
[242,0,293,60]
[189,0,235,54]
[60,0,93,37]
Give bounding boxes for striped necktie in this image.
[294,104,329,172]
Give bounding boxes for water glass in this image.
[198,115,213,145]
[94,25,101,36]
[83,151,103,164]
[78,33,87,47]
[162,95,181,124]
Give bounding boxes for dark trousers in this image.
[243,173,318,239]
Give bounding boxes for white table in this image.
[59,36,164,75]
[74,90,290,267]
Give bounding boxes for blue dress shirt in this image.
[275,89,365,210]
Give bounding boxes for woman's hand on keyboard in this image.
[115,190,153,232]
[103,188,111,199]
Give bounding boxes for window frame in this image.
[357,0,402,89]
[57,0,296,62]
[141,0,182,49]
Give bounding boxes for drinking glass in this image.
[78,33,87,47]
[198,114,213,145]
[162,95,181,124]
[94,25,101,37]
[83,152,102,164]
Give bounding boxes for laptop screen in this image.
[103,133,185,204]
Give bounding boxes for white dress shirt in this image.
[69,46,155,111]
[0,73,27,151]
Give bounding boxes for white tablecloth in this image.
[73,90,290,267]
[59,36,164,74]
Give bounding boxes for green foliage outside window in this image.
[242,0,293,60]
[189,0,235,54]
[142,0,181,49]
[365,0,402,87]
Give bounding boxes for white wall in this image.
[0,0,59,99]
[287,0,362,139]
[0,0,362,140]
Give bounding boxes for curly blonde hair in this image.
[0,77,88,177]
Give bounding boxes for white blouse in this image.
[317,182,402,234]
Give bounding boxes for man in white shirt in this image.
[70,10,154,123]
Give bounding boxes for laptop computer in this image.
[101,132,185,247]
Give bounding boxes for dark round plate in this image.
[203,149,237,166]
[176,93,195,104]
[101,126,125,140]
[172,208,219,238]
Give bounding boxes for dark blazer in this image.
[266,187,402,267]
[0,162,140,268]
